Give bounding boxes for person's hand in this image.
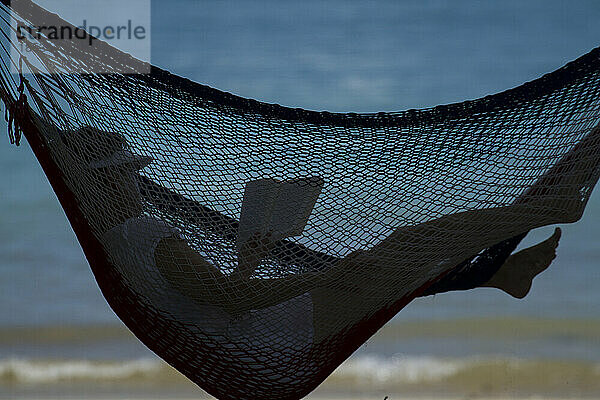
[234,231,276,280]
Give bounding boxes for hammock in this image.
[2,1,600,399]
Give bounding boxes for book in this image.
[237,176,324,250]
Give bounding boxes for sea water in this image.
[1,0,600,398]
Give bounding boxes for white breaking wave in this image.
[332,355,466,384]
[0,357,162,383]
[0,355,468,385]
[1,355,598,386]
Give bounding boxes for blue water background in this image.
[1,0,599,330]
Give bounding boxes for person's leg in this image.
[361,120,600,268]
[482,227,561,298]
[416,124,600,298]
[308,208,562,341]
[420,228,560,299]
[309,124,600,341]
[360,200,566,271]
[421,232,528,297]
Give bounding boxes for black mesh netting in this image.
[2,1,600,399]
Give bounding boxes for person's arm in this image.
[230,232,275,281]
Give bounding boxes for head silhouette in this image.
[60,125,151,170]
[60,125,152,233]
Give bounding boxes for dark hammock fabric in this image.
[2,2,600,399]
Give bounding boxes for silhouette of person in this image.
[58,123,600,344]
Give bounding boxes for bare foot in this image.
[483,227,561,298]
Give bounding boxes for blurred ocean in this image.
[1,0,600,398]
